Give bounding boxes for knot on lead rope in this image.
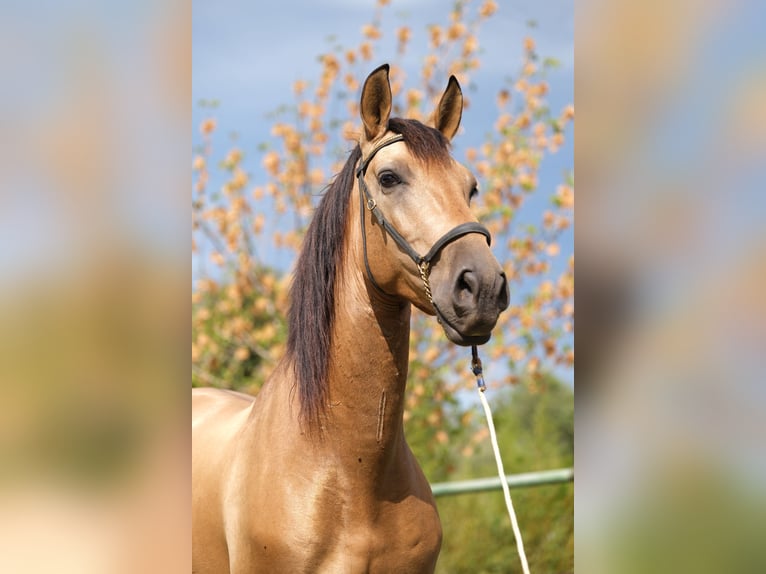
[470,344,486,391]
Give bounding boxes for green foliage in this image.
[412,375,573,573]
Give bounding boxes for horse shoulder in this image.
[192,387,255,574]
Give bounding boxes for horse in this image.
[192,64,509,573]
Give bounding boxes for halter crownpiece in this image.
[356,134,492,327]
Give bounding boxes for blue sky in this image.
[192,0,574,272]
[193,0,573,127]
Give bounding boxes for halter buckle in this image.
[366,198,376,211]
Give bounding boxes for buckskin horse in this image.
[192,64,509,573]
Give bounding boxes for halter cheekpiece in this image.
[356,134,492,327]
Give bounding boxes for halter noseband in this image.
[356,134,492,323]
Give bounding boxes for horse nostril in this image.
[454,270,478,306]
[459,271,473,292]
[497,273,510,309]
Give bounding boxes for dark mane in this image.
[286,118,451,430]
[286,144,361,430]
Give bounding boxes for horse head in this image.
[356,64,509,345]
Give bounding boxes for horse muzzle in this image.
[431,241,509,346]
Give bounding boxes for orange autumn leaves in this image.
[192,1,573,410]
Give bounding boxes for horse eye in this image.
[378,171,401,188]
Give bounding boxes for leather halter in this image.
[356,134,491,323]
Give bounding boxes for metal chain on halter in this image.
[418,261,433,304]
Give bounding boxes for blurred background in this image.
[192,0,573,572]
[2,0,762,571]
[576,0,766,571]
[0,0,190,572]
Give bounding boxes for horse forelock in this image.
[286,118,453,432]
[388,117,452,167]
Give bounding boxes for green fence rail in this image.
[431,467,573,497]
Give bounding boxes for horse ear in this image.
[360,64,392,141]
[433,75,463,140]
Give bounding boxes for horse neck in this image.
[321,188,413,464]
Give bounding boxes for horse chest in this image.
[232,463,442,573]
[323,516,442,573]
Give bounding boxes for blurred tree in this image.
[191,266,287,392]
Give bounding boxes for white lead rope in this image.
[471,346,531,574]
